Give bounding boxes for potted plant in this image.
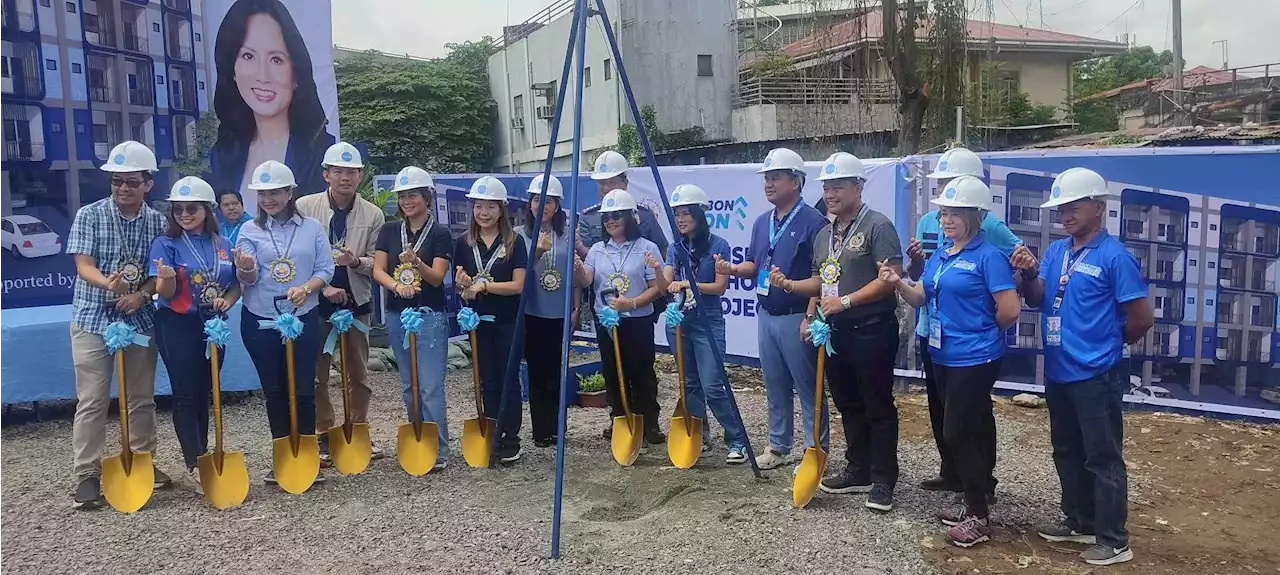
[577,372,608,408]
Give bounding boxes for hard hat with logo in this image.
[167,176,217,204]
[669,184,710,208]
[816,152,866,181]
[931,175,993,211]
[591,151,629,180]
[100,141,158,173]
[756,147,805,174]
[391,166,435,193]
[247,160,297,190]
[926,147,983,179]
[1041,167,1108,209]
[599,189,638,213]
[466,175,508,203]
[322,141,364,168]
[527,174,563,198]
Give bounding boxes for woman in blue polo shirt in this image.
[881,176,1019,548]
[662,184,748,464]
[149,176,240,492]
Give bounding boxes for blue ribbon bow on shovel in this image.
[104,321,151,354]
[259,312,304,341]
[324,309,370,355]
[203,316,232,359]
[456,307,494,333]
[807,311,835,357]
[662,301,685,328]
[399,307,440,350]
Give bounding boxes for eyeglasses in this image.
[111,178,146,190]
[602,213,626,222]
[171,203,202,216]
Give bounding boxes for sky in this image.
[331,0,1278,71]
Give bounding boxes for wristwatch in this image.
[303,284,313,295]
[805,312,816,322]
[840,295,852,310]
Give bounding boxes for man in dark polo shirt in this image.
[717,147,829,470]
[771,152,904,512]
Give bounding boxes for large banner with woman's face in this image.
[204,0,339,210]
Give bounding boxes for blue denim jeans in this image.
[1045,365,1129,548]
[385,309,450,458]
[665,312,748,449]
[757,309,829,454]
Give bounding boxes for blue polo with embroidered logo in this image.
[920,232,1016,367]
[914,210,1021,338]
[745,202,827,314]
[1036,230,1147,383]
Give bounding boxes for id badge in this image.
[755,268,771,296]
[821,283,839,298]
[1046,316,1062,347]
[928,315,942,349]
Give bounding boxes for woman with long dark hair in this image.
[452,176,528,464]
[208,0,334,205]
[662,184,749,464]
[149,176,240,493]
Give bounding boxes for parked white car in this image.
[2,215,62,259]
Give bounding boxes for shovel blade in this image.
[196,451,250,510]
[461,417,496,468]
[792,446,828,508]
[101,452,155,513]
[271,435,320,494]
[396,422,440,476]
[610,414,643,467]
[667,415,704,469]
[327,424,373,476]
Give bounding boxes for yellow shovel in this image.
[327,329,372,475]
[397,330,440,476]
[101,348,154,513]
[792,346,829,508]
[667,325,703,469]
[197,340,249,509]
[271,336,321,494]
[461,329,496,468]
[608,325,644,466]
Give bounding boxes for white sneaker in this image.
[698,443,712,459]
[189,469,204,496]
[755,448,793,470]
[432,459,448,471]
[726,447,747,465]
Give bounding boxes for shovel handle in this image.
[469,330,484,423]
[114,349,133,473]
[286,338,299,456]
[210,342,225,472]
[610,327,633,419]
[673,326,688,410]
[407,332,422,440]
[813,349,826,449]
[337,329,354,440]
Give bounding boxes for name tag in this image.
[755,268,771,296]
[1076,263,1102,278]
[928,315,942,349]
[953,259,977,272]
[1046,316,1062,346]
[821,282,839,298]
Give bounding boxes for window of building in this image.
[1210,223,1218,231]
[198,81,204,90]
[584,66,591,88]
[41,0,51,6]
[603,59,611,80]
[512,94,524,118]
[1,57,9,78]
[45,59,57,71]
[1189,259,1197,266]
[1207,299,1214,306]
[51,121,61,133]
[1188,297,1196,304]
[697,54,713,77]
[156,74,164,84]
[72,62,82,73]
[194,32,201,42]
[153,22,161,33]
[92,124,108,143]
[66,1,75,13]
[1208,261,1216,269]
[76,123,85,133]
[992,196,1002,204]
[1109,210,1118,217]
[1191,220,1199,229]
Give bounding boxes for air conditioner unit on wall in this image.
[535,105,555,119]
[511,116,525,130]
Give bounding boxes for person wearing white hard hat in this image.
[67,140,171,508]
[716,147,829,471]
[1011,168,1151,567]
[517,174,586,447]
[661,184,750,464]
[880,176,1020,545]
[453,176,530,464]
[573,189,668,449]
[909,147,1021,496]
[235,160,336,487]
[297,141,388,462]
[374,166,454,469]
[770,152,905,511]
[148,176,242,493]
[576,150,668,270]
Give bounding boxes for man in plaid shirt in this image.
[66,141,172,509]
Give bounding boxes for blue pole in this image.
[592,0,762,479]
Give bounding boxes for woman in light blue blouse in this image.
[232,160,335,486]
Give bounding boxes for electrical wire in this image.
[1091,0,1144,36]
[999,0,1024,27]
[1049,0,1093,17]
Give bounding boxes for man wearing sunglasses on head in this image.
[66,140,172,509]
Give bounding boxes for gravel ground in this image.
[2,358,1078,575]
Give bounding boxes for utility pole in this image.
[1171,0,1184,124]
[1213,39,1229,69]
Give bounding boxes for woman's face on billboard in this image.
[234,13,294,121]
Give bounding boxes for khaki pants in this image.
[70,323,159,479]
[314,312,372,432]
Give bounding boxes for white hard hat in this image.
[527,174,563,198]
[391,166,434,193]
[816,152,866,181]
[926,147,983,179]
[167,176,217,203]
[1041,167,1108,209]
[591,151,628,180]
[599,189,638,213]
[466,175,508,203]
[931,175,993,211]
[322,141,364,168]
[757,147,805,174]
[669,184,710,208]
[100,141,158,173]
[247,160,297,190]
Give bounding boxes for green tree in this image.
[442,36,498,78]
[174,113,219,178]
[1069,46,1174,132]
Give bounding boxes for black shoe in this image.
[318,437,332,467]
[534,436,557,448]
[819,469,872,494]
[152,467,173,489]
[645,427,666,445]
[865,483,894,512]
[73,476,101,510]
[497,443,522,464]
[919,475,962,492]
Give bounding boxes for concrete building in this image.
[3,0,210,215]
[735,1,857,64]
[487,0,737,173]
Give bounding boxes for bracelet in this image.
[237,265,255,273]
[782,280,793,293]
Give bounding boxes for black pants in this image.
[524,315,565,441]
[935,358,1002,517]
[826,313,900,487]
[155,308,225,470]
[476,321,521,448]
[918,337,957,484]
[241,307,321,439]
[597,316,660,426]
